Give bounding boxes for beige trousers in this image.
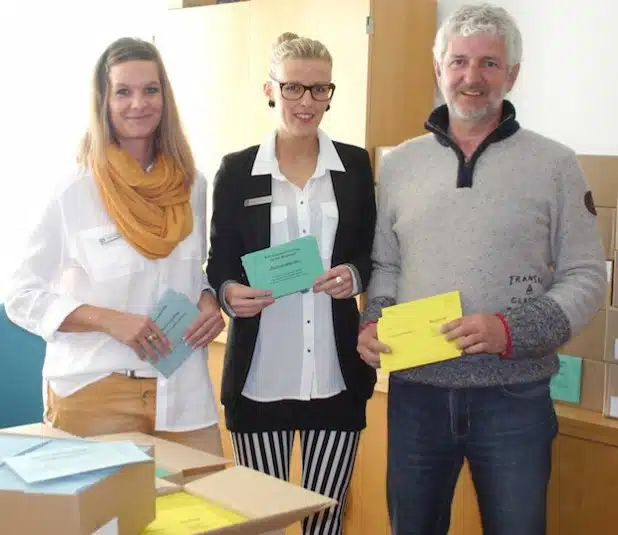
[46,372,223,456]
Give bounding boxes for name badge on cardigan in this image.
[244,195,272,207]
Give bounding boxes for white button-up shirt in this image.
[4,167,218,432]
[240,130,354,402]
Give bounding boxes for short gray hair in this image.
[433,3,522,66]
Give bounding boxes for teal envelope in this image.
[549,354,583,404]
[148,289,201,378]
[241,235,325,298]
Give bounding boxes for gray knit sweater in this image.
[363,103,607,388]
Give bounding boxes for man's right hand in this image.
[224,283,275,318]
[357,322,391,369]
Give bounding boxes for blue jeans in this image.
[387,376,557,535]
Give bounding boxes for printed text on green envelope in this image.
[241,235,324,299]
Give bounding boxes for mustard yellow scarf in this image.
[93,145,193,259]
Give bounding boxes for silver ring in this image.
[146,333,158,342]
[335,276,344,285]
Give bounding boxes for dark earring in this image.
[326,104,331,112]
[268,100,275,108]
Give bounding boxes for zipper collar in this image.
[423,100,520,188]
[425,99,520,147]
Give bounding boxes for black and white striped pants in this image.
[231,429,361,535]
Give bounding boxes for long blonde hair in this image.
[77,37,195,184]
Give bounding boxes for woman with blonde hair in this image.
[207,32,377,534]
[5,37,224,453]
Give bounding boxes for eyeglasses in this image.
[273,80,336,102]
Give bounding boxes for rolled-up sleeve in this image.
[4,197,84,342]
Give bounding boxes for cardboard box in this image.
[597,206,616,259]
[94,432,230,484]
[603,362,618,418]
[554,358,606,412]
[604,307,618,362]
[0,423,75,439]
[96,432,336,534]
[578,154,618,208]
[156,477,181,496]
[580,359,607,412]
[150,465,336,534]
[561,310,606,361]
[168,0,248,8]
[169,0,216,7]
[606,260,614,310]
[612,254,618,307]
[0,432,156,535]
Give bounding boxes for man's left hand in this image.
[441,314,507,355]
[184,291,226,349]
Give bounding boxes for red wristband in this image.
[360,320,377,333]
[495,313,512,358]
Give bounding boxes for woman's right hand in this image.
[102,310,172,361]
[224,283,275,318]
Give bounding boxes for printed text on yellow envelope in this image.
[377,291,463,372]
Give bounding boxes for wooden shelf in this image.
[373,370,618,445]
[554,402,618,446]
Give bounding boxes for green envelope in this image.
[155,467,174,478]
[550,354,583,404]
[241,235,325,299]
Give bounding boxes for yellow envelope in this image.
[142,491,247,534]
[377,290,463,372]
[382,290,461,320]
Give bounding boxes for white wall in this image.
[0,0,167,300]
[437,0,618,155]
[1,0,616,299]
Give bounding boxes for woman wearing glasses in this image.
[206,32,377,535]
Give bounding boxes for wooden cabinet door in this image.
[454,464,480,535]
[346,392,391,534]
[557,434,618,535]
[365,0,437,153]
[247,0,370,147]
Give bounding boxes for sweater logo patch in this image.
[584,190,597,216]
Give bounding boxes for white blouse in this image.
[239,130,357,402]
[4,166,218,432]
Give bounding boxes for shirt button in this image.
[302,229,307,234]
[307,320,311,324]
[307,348,311,353]
[300,201,304,205]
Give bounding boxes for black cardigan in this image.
[206,141,377,410]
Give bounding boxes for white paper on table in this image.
[4,441,150,484]
[610,397,618,418]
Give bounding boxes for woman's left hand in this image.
[313,265,355,299]
[184,291,226,348]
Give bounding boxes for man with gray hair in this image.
[357,3,606,534]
